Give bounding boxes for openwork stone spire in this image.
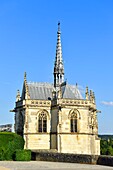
[54,22,64,88]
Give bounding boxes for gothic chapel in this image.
[13,23,100,155]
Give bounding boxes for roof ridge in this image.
[28,82,53,85]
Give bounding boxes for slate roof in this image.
[61,84,83,99]
[27,82,83,100]
[28,83,53,100]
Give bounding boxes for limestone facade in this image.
[13,23,100,155]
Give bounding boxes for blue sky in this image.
[0,0,113,134]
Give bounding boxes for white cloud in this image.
[101,101,113,106]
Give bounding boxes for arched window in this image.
[68,109,81,133]
[38,111,47,132]
[70,112,77,132]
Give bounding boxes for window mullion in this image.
[38,112,47,133]
[73,119,75,132]
[42,118,43,132]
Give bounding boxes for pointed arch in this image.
[68,109,81,133]
[68,109,81,119]
[37,109,49,133]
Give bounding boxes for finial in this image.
[90,90,93,101]
[58,22,60,32]
[23,72,30,99]
[93,92,95,103]
[86,86,88,92]
[16,89,20,102]
[85,86,89,100]
[24,72,27,81]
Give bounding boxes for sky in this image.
[0,0,113,134]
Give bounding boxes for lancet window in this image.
[70,112,77,132]
[68,109,80,133]
[38,111,47,132]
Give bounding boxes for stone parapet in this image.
[52,99,96,110]
[16,99,51,108]
[31,151,98,164]
[31,151,113,167]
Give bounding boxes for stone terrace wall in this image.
[32,151,113,167]
[97,155,113,167]
[31,151,98,164]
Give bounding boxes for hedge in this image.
[0,132,25,160]
[15,149,31,161]
[0,147,6,160]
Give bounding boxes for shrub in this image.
[0,147,6,160]
[15,150,31,161]
[0,132,25,160]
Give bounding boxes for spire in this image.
[54,22,64,88]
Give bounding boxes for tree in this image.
[100,138,113,156]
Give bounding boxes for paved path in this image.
[0,161,113,170]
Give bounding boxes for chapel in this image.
[13,23,100,155]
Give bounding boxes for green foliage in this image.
[15,149,31,161]
[0,147,6,160]
[0,132,25,160]
[100,138,113,156]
